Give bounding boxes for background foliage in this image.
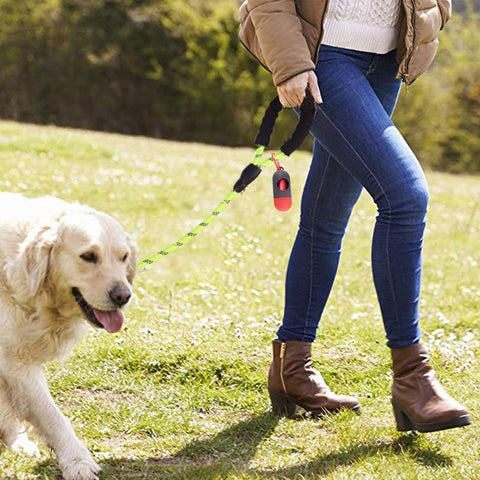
[0,0,478,173]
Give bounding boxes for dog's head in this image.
[9,204,138,333]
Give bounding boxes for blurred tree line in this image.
[0,0,478,173]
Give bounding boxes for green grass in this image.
[0,120,479,480]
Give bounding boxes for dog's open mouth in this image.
[72,287,124,333]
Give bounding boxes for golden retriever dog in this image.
[0,193,137,480]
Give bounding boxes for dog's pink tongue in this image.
[92,309,124,333]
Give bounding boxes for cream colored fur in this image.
[0,193,137,480]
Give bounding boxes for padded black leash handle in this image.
[233,92,316,193]
[254,91,316,156]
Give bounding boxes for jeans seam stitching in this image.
[316,107,400,326]
[301,153,332,342]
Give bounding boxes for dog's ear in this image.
[126,234,138,285]
[7,222,58,303]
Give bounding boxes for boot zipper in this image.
[279,342,288,394]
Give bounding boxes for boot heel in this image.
[392,401,414,431]
[268,389,299,417]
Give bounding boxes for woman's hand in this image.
[277,70,322,108]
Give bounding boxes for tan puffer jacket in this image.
[239,0,451,86]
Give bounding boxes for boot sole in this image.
[268,388,361,418]
[391,400,472,432]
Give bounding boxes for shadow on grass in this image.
[32,411,280,480]
[155,410,281,479]
[257,433,453,479]
[32,420,453,480]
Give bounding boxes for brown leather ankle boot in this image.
[391,342,471,432]
[267,340,360,417]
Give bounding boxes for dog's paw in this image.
[61,458,100,480]
[10,432,40,457]
[59,445,100,480]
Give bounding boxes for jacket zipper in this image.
[279,342,288,394]
[312,0,330,65]
[402,0,416,86]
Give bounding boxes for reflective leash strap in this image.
[137,189,239,271]
[136,147,284,272]
[137,93,315,272]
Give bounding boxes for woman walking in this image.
[239,0,471,432]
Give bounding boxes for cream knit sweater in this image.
[322,0,403,54]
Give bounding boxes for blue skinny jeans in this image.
[277,45,428,348]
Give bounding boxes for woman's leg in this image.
[269,47,403,416]
[279,46,417,347]
[271,46,470,430]
[278,142,362,342]
[306,46,426,348]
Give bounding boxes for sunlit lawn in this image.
[0,120,479,479]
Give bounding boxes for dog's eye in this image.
[121,253,129,263]
[80,252,98,264]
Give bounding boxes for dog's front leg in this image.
[0,377,40,456]
[7,364,100,480]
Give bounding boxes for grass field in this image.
[0,120,479,480]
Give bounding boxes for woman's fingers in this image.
[277,72,308,107]
[277,70,322,107]
[279,90,304,108]
[307,71,323,104]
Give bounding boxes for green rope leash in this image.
[137,147,286,271]
[137,92,315,272]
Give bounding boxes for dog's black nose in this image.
[109,285,131,307]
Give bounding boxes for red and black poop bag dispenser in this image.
[272,154,292,211]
